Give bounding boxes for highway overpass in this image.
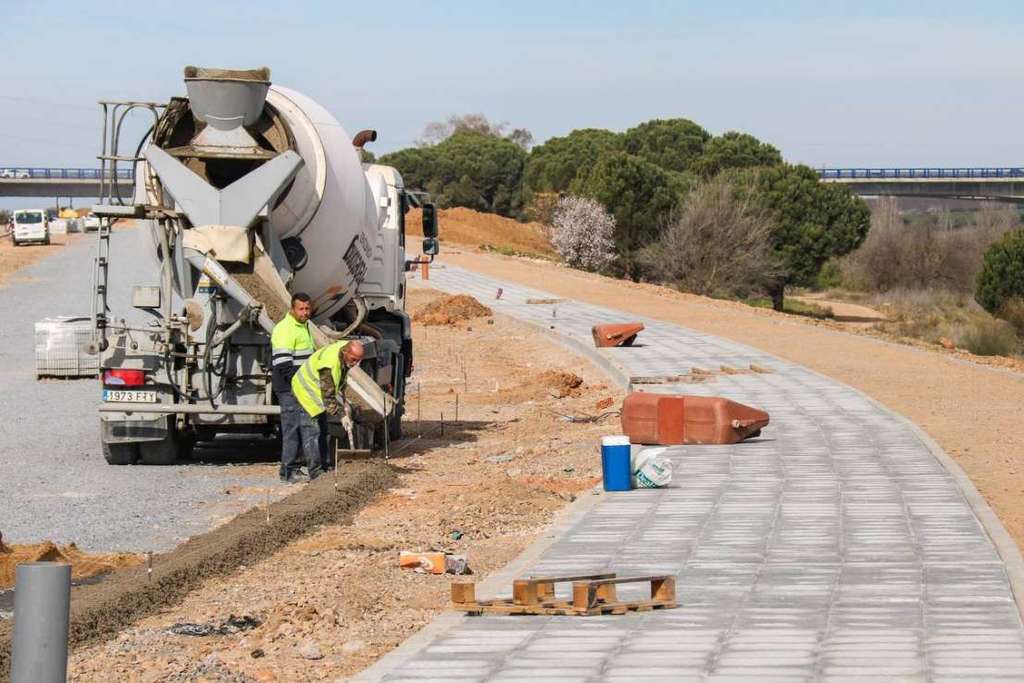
[0,167,134,199]
[818,168,1024,203]
[5,165,1024,204]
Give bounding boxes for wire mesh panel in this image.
[34,316,98,378]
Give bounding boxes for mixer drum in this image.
[149,77,380,323]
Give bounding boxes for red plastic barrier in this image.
[620,393,769,445]
[592,323,645,348]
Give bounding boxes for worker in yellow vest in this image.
[271,293,315,483]
[290,338,365,480]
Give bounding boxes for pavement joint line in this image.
[364,264,1024,680]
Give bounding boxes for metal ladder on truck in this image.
[87,99,165,355]
[87,220,112,354]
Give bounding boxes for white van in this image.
[12,209,49,246]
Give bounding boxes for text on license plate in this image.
[103,390,157,403]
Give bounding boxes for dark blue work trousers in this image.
[278,391,327,479]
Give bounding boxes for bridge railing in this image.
[819,168,1024,180]
[0,167,135,180]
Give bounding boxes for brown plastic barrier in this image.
[620,393,769,445]
[592,323,645,348]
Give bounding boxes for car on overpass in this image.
[0,169,30,179]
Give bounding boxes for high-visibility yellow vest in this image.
[291,340,348,417]
[270,313,314,370]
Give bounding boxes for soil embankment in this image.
[0,462,395,679]
[406,207,555,258]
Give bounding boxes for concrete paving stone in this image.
[606,675,704,679]
[610,653,712,666]
[930,667,1024,676]
[707,671,813,681]
[821,665,923,676]
[487,677,590,683]
[368,267,1024,680]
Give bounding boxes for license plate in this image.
[103,389,157,403]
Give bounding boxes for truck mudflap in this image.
[101,415,169,444]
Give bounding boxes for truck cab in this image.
[12,209,49,245]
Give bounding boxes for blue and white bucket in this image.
[601,435,632,491]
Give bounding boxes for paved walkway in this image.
[362,264,1024,682]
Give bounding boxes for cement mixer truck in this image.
[89,66,439,465]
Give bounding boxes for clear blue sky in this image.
[1,0,1023,171]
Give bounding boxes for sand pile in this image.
[413,294,492,327]
[0,540,142,589]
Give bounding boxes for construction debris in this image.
[166,615,261,637]
[398,551,471,575]
[452,572,677,616]
[591,322,645,348]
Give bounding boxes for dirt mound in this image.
[0,540,142,589]
[538,370,585,398]
[406,207,555,258]
[413,294,492,326]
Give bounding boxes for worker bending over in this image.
[291,339,365,480]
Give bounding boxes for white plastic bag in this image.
[631,447,673,488]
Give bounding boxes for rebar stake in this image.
[455,393,460,423]
[146,552,153,582]
[265,489,271,525]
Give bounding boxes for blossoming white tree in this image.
[550,196,616,271]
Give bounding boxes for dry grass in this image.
[406,207,555,258]
[869,289,1021,356]
[841,201,1016,294]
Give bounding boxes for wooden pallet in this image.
[452,572,677,616]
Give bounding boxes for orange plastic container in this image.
[620,393,769,445]
[592,323,645,348]
[399,551,446,574]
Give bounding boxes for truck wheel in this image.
[102,440,138,465]
[139,435,179,466]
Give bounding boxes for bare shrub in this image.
[550,196,616,271]
[417,113,533,149]
[957,319,1019,356]
[842,200,1017,293]
[998,297,1024,336]
[639,175,783,298]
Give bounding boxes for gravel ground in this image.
[0,229,286,554]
